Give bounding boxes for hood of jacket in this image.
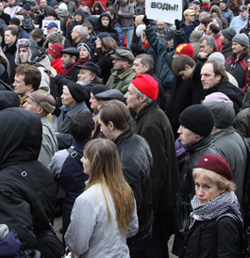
[0,107,42,169]
[98,12,112,30]
[75,8,85,21]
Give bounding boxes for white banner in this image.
[145,0,182,24]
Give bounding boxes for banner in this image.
[145,0,182,24]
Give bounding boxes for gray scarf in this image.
[190,191,243,225]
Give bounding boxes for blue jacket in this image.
[18,27,30,39]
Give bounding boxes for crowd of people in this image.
[1,0,250,257]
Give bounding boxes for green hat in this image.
[111,48,134,65]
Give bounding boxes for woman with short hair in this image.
[180,154,243,258]
[65,138,138,257]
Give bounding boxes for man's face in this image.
[124,83,142,112]
[77,69,92,86]
[79,47,89,59]
[99,117,115,141]
[201,63,221,90]
[61,87,75,107]
[206,23,212,35]
[185,14,195,23]
[165,38,174,48]
[61,54,73,68]
[113,59,125,71]
[47,27,57,34]
[219,2,226,10]
[23,97,40,113]
[19,47,29,63]
[178,65,194,80]
[133,58,147,75]
[140,33,147,44]
[8,0,15,7]
[177,125,201,146]
[240,10,248,19]
[71,28,79,41]
[156,21,165,31]
[200,39,214,55]
[75,14,83,22]
[40,0,46,8]
[0,2,4,11]
[220,34,228,45]
[232,42,246,55]
[101,16,109,27]
[4,30,16,46]
[13,74,28,96]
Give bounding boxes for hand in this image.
[46,66,57,78]
[198,52,208,59]
[142,15,150,26]
[175,19,181,31]
[118,10,122,15]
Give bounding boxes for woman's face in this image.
[79,47,89,59]
[95,37,102,48]
[81,155,90,175]
[194,175,224,204]
[89,92,98,111]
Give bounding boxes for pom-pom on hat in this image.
[131,74,159,101]
[175,43,194,58]
[197,154,233,180]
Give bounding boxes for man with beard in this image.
[47,61,102,109]
[4,0,21,18]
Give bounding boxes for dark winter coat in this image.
[114,129,153,243]
[179,210,242,258]
[204,81,243,113]
[0,108,56,250]
[145,26,185,90]
[166,61,204,139]
[134,101,179,214]
[3,41,17,83]
[220,41,233,59]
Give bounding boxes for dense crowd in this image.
[1,0,250,257]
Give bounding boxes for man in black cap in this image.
[9,17,30,39]
[220,27,236,59]
[164,30,174,50]
[174,104,220,255]
[54,83,89,149]
[219,0,234,25]
[47,60,102,108]
[106,48,135,94]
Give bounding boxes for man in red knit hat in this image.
[125,74,179,257]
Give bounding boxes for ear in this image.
[108,121,115,131]
[185,64,191,70]
[145,64,150,71]
[26,84,34,91]
[36,106,43,115]
[139,94,147,103]
[90,73,96,82]
[215,74,221,82]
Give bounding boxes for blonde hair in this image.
[193,168,236,192]
[84,138,135,234]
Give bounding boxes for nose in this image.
[196,187,204,197]
[177,126,182,134]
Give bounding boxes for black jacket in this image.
[3,41,17,83]
[204,81,243,114]
[0,108,56,249]
[166,61,204,139]
[180,210,242,258]
[114,129,153,242]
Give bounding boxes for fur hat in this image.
[43,32,64,49]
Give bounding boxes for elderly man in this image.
[46,22,59,35]
[125,74,179,257]
[23,89,58,167]
[201,60,243,113]
[197,35,217,63]
[99,100,153,258]
[71,25,88,47]
[54,83,89,149]
[106,48,135,94]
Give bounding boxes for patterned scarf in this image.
[190,191,243,225]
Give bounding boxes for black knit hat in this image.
[66,83,87,102]
[179,104,214,137]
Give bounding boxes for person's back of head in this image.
[68,111,95,142]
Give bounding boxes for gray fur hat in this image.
[232,33,249,48]
[15,38,39,65]
[43,32,64,49]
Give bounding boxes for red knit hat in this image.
[46,43,64,59]
[197,154,233,180]
[175,43,194,58]
[131,74,159,101]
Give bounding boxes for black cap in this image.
[164,30,174,41]
[61,47,79,58]
[9,17,20,26]
[95,89,125,102]
[75,61,101,77]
